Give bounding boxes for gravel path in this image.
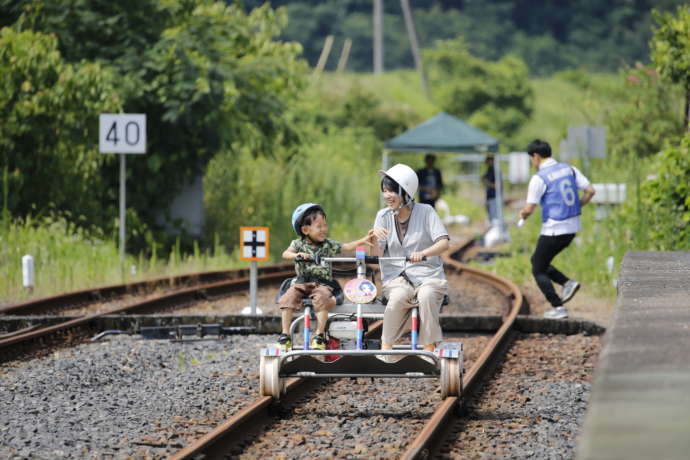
[1,255,601,459]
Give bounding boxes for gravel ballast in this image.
[442,332,601,459]
[1,331,600,458]
[1,334,269,458]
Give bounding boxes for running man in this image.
[518,139,596,319]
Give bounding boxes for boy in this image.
[518,139,596,319]
[277,203,373,350]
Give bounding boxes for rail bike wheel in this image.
[259,355,284,398]
[440,357,462,399]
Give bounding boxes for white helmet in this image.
[379,163,418,198]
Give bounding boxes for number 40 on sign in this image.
[99,114,146,154]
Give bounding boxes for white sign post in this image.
[99,114,146,276]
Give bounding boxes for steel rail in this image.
[400,247,524,460]
[169,320,385,460]
[0,269,294,364]
[170,241,520,459]
[0,264,293,316]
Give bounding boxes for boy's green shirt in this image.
[289,237,342,282]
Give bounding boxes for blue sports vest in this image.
[537,162,581,222]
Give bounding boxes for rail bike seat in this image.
[275,277,344,306]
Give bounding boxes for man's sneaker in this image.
[310,333,327,350]
[543,306,569,319]
[561,280,581,304]
[276,333,292,351]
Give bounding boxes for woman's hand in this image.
[409,251,426,263]
[372,227,389,241]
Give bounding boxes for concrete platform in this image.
[577,251,690,460]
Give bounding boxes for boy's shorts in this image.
[278,282,336,312]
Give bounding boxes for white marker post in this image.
[22,254,34,294]
[99,114,146,277]
[239,227,270,315]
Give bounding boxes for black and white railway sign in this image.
[240,227,270,261]
[99,114,146,154]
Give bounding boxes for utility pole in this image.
[400,0,429,96]
[373,0,383,74]
[314,35,334,75]
[337,38,353,73]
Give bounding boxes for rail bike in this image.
[259,247,463,399]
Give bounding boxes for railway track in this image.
[0,264,295,363]
[2,236,508,458]
[1,238,605,459]
[0,237,481,365]
[0,264,293,316]
[169,244,523,459]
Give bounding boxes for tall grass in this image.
[0,215,244,303]
[319,71,440,120]
[204,125,383,259]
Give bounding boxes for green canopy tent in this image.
[384,111,499,154]
[382,112,507,240]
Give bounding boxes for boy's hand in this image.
[362,229,377,246]
[294,252,311,261]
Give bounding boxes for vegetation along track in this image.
[170,242,523,459]
[0,264,294,364]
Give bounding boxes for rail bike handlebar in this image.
[294,255,426,264]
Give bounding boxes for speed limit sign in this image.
[99,113,147,276]
[99,114,146,154]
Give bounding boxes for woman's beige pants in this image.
[381,277,448,346]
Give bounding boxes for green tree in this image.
[640,134,690,250]
[607,64,684,158]
[5,0,307,248]
[239,0,687,75]
[0,28,121,221]
[425,38,533,149]
[651,4,690,130]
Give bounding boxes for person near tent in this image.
[481,155,499,223]
[416,154,444,208]
[518,139,596,319]
[371,163,450,352]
